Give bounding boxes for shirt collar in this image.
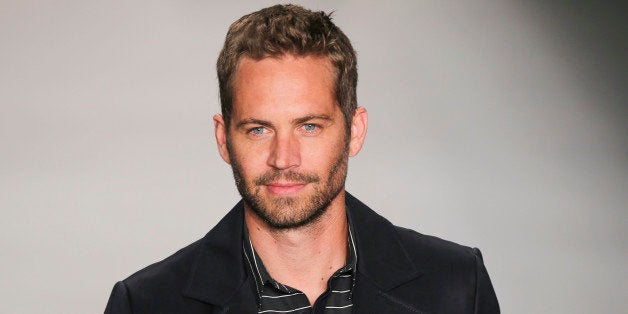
[242,208,358,297]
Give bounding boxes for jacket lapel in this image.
[221,276,258,313]
[346,193,425,313]
[352,275,425,313]
[182,201,257,312]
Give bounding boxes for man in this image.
[105,4,499,313]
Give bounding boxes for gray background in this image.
[1,1,626,313]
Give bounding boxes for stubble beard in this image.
[227,138,349,230]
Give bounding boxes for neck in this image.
[244,191,348,305]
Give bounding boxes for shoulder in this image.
[393,226,481,271]
[346,192,482,272]
[105,204,248,313]
[104,239,208,313]
[391,226,500,312]
[120,201,246,291]
[122,238,204,291]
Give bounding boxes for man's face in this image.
[221,55,351,229]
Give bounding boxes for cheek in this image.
[230,141,269,176]
[301,136,346,169]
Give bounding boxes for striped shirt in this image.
[242,221,357,313]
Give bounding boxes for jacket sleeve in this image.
[473,248,500,314]
[104,281,133,314]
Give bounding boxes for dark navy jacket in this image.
[105,193,500,313]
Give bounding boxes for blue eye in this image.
[303,124,317,131]
[251,127,265,135]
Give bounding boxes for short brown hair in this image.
[217,4,357,132]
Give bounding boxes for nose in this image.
[267,132,301,170]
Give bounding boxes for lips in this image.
[265,182,307,195]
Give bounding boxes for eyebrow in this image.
[235,114,333,129]
[235,118,273,129]
[292,114,332,125]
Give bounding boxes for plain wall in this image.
[1,1,626,313]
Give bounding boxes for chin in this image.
[249,187,340,230]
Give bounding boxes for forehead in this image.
[236,53,334,73]
[231,54,338,118]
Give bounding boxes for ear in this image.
[348,106,368,157]
[213,114,231,164]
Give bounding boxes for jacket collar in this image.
[183,200,250,306]
[345,192,422,291]
[182,192,422,306]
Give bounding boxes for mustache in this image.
[254,170,320,186]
